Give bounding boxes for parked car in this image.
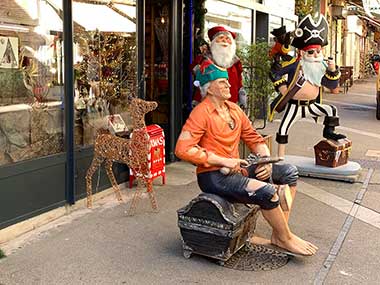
[377,70,380,120]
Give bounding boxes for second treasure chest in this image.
[177,193,260,263]
[314,138,352,168]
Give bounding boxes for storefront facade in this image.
[0,0,186,230]
[0,0,297,231]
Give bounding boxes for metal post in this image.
[251,9,255,44]
[187,0,193,113]
[63,0,75,204]
[335,19,339,61]
[137,0,145,99]
[169,0,183,162]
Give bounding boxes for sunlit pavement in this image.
[1,78,380,284]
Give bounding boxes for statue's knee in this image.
[284,164,299,186]
[247,184,279,210]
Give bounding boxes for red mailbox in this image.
[129,124,166,188]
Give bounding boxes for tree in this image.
[237,42,274,128]
[295,0,314,19]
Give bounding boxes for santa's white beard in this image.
[210,40,236,68]
[300,56,326,87]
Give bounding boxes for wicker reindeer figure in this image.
[85,98,158,215]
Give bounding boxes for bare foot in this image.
[249,235,271,246]
[271,233,318,256]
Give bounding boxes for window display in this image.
[0,0,137,166]
[73,30,136,145]
[0,0,64,166]
[71,0,137,146]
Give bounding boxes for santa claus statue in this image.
[192,26,246,108]
[269,14,346,158]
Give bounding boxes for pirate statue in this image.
[269,25,293,70]
[269,14,346,158]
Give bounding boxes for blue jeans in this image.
[197,163,298,210]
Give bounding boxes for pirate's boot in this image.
[323,116,346,141]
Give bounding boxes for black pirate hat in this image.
[271,26,287,38]
[292,14,329,50]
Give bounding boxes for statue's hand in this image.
[220,158,249,175]
[254,163,272,181]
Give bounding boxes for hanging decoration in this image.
[154,5,169,62]
[74,30,137,109]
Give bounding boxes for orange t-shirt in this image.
[175,97,265,174]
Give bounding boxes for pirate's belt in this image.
[288,99,316,106]
[273,75,306,112]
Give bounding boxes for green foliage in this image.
[237,42,274,123]
[295,0,314,19]
[0,248,6,259]
[193,0,207,53]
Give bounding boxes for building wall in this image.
[0,0,137,230]
[345,15,364,79]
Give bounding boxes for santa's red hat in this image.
[208,26,236,41]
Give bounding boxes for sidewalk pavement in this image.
[1,80,380,284]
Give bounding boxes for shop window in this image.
[0,0,64,166]
[205,0,252,46]
[69,0,137,146]
[0,0,137,167]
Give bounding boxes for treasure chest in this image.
[177,193,260,262]
[314,138,352,168]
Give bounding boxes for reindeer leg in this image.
[104,159,123,203]
[126,177,144,216]
[147,181,159,212]
[85,155,104,208]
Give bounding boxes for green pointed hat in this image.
[194,58,229,87]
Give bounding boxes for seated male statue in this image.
[175,59,318,256]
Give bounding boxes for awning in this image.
[109,3,136,24]
[46,0,136,33]
[73,2,135,32]
[40,0,63,33]
[358,14,380,28]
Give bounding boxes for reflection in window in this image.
[0,0,137,167]
[205,0,252,47]
[70,1,137,146]
[0,0,64,166]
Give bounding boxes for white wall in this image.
[265,0,296,20]
[345,33,361,79]
[346,15,363,36]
